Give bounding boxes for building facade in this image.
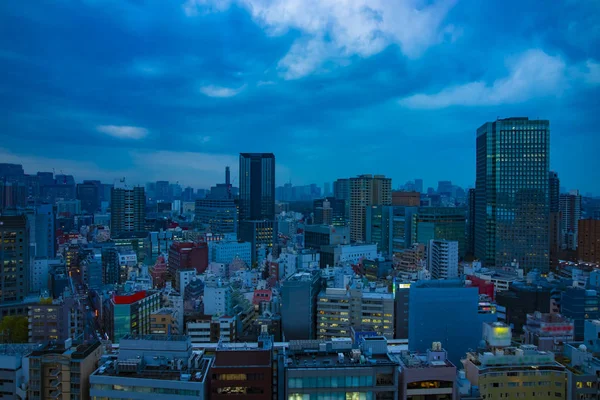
[349,175,392,243]
[0,215,30,303]
[560,190,582,251]
[578,219,600,264]
[239,153,275,223]
[110,184,146,235]
[427,239,459,280]
[475,117,550,271]
[281,271,321,340]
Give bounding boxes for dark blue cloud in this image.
[0,0,598,193]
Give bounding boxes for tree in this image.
[0,316,29,343]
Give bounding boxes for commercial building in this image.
[349,174,392,243]
[463,323,568,400]
[475,117,550,271]
[194,198,237,234]
[390,206,418,256]
[28,340,103,400]
[103,291,161,343]
[561,342,600,400]
[391,191,420,206]
[561,287,600,341]
[76,180,101,214]
[0,215,30,303]
[89,335,211,400]
[239,153,275,222]
[313,197,346,226]
[408,279,497,366]
[523,311,574,352]
[28,297,84,344]
[110,183,146,235]
[186,315,236,344]
[285,337,399,400]
[317,287,394,339]
[304,225,350,251]
[365,205,392,256]
[168,241,209,275]
[239,220,277,263]
[427,239,459,280]
[208,237,252,267]
[495,281,552,334]
[560,190,582,251]
[578,219,600,263]
[209,331,274,399]
[150,308,180,335]
[396,343,458,400]
[415,207,466,258]
[281,271,322,340]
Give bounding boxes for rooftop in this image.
[0,343,42,356]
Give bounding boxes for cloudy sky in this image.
[1,0,599,193]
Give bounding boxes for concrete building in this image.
[209,332,274,399]
[396,343,458,400]
[34,203,55,258]
[578,218,600,264]
[239,220,277,264]
[408,279,497,366]
[110,184,146,235]
[285,336,399,400]
[76,181,101,215]
[28,340,103,400]
[561,342,600,400]
[304,224,349,250]
[281,271,321,340]
[150,308,180,335]
[168,241,209,275]
[523,311,574,352]
[0,215,30,303]
[463,323,567,400]
[56,199,81,217]
[427,239,459,280]
[203,281,232,316]
[186,315,236,344]
[0,344,41,400]
[415,207,466,258]
[495,281,552,334]
[475,118,550,271]
[89,335,211,400]
[349,174,392,243]
[194,198,237,234]
[392,191,420,207]
[208,238,252,267]
[560,190,582,251]
[313,197,346,226]
[317,287,394,339]
[28,297,84,344]
[561,287,600,341]
[103,291,161,343]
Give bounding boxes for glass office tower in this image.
[239,153,275,222]
[475,117,550,272]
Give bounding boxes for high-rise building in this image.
[281,271,321,340]
[239,153,275,222]
[313,197,345,226]
[155,180,170,201]
[466,188,476,257]
[578,219,600,263]
[475,117,550,271]
[0,215,30,303]
[76,180,101,214]
[549,171,560,213]
[437,180,453,195]
[110,182,146,235]
[195,198,237,234]
[414,178,423,194]
[34,203,55,258]
[561,286,600,341]
[239,220,277,263]
[559,190,582,250]
[349,174,392,242]
[415,207,467,257]
[103,291,161,343]
[549,173,561,269]
[427,239,459,280]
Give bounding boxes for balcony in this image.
[49,378,61,388]
[49,368,61,377]
[49,390,62,398]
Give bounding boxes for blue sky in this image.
[1,0,599,193]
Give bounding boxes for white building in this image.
[208,239,252,266]
[177,269,199,293]
[203,281,232,316]
[339,243,378,264]
[427,240,459,280]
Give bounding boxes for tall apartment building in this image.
[475,117,550,271]
[0,215,30,303]
[28,340,103,400]
[281,271,321,340]
[316,287,394,339]
[559,190,582,250]
[110,183,146,235]
[578,219,600,263]
[427,239,459,280]
[349,174,391,242]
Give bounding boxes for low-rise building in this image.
[285,336,399,400]
[186,315,236,344]
[0,344,41,400]
[523,311,574,352]
[89,335,211,400]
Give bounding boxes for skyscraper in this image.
[110,182,146,235]
[239,153,275,222]
[475,117,550,271]
[76,180,101,214]
[466,188,476,257]
[559,190,582,250]
[549,171,561,268]
[349,174,391,242]
[0,215,30,303]
[239,153,276,261]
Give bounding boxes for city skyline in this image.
[1,1,599,193]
